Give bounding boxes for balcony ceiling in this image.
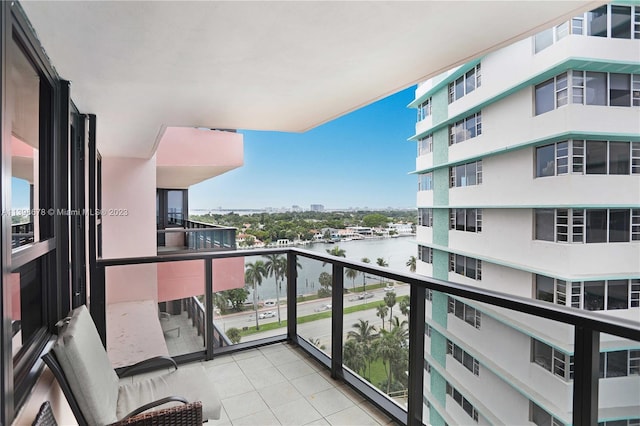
[20,1,602,158]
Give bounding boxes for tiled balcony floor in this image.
[202,343,397,426]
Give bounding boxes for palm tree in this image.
[376,258,388,284]
[324,246,346,266]
[406,255,416,273]
[399,296,410,317]
[347,319,377,379]
[384,291,397,328]
[361,257,370,293]
[327,246,346,257]
[376,257,388,267]
[263,254,286,324]
[376,304,388,331]
[376,329,399,394]
[245,260,266,330]
[345,268,359,293]
[343,339,366,376]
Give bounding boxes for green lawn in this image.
[239,300,384,336]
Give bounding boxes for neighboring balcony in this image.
[157,219,237,253]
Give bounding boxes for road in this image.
[213,284,411,349]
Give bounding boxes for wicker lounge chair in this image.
[42,306,220,426]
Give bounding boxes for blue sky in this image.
[189,86,417,211]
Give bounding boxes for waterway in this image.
[244,236,416,302]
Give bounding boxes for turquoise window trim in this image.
[418,241,640,282]
[409,131,640,174]
[408,59,482,109]
[426,318,571,425]
[408,58,640,141]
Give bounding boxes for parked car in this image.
[384,286,395,292]
[263,300,277,307]
[314,304,332,312]
[258,311,276,319]
[357,293,374,300]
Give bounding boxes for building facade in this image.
[411,3,640,425]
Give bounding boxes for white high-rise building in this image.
[411,3,640,425]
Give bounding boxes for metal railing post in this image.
[572,326,599,426]
[331,263,344,380]
[286,251,298,342]
[407,284,425,426]
[90,264,107,347]
[204,259,214,360]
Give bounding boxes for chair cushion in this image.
[53,306,120,425]
[117,365,221,421]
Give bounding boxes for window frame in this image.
[448,64,482,103]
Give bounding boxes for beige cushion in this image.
[117,365,221,421]
[53,306,120,425]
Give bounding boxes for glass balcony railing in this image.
[157,219,236,252]
[92,248,640,426]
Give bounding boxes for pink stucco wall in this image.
[157,257,245,303]
[102,156,158,304]
[156,127,242,167]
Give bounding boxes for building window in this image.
[536,71,640,114]
[418,134,433,155]
[447,340,480,376]
[450,160,482,188]
[448,297,482,328]
[588,5,608,37]
[535,275,567,306]
[531,338,573,381]
[449,254,482,280]
[536,5,639,46]
[425,324,432,336]
[534,208,640,243]
[449,112,482,145]
[449,208,482,232]
[446,382,479,422]
[417,98,432,121]
[418,172,433,191]
[418,208,433,227]
[448,64,481,103]
[418,246,433,264]
[599,350,640,378]
[530,401,563,426]
[535,73,568,115]
[535,140,639,177]
[426,289,433,302]
[424,359,431,373]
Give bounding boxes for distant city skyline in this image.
[188,86,417,210]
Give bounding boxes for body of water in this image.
[244,236,416,302]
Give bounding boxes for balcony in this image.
[82,248,640,426]
[157,219,236,253]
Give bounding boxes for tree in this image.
[362,213,389,228]
[318,271,332,297]
[226,327,242,344]
[225,288,250,311]
[384,291,397,328]
[343,339,366,376]
[245,260,266,330]
[347,319,377,379]
[345,268,359,293]
[376,318,409,394]
[324,245,346,266]
[361,257,370,293]
[326,246,346,257]
[310,337,326,351]
[406,255,416,273]
[376,257,388,267]
[244,236,255,247]
[376,304,388,331]
[263,253,287,324]
[399,296,410,316]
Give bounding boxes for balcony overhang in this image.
[155,127,243,188]
[20,1,603,159]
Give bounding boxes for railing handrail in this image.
[95,247,640,341]
[156,227,236,234]
[184,219,237,231]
